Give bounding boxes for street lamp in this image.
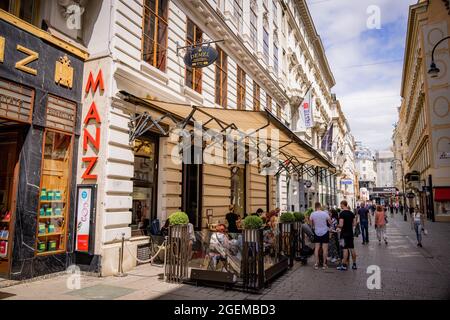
[428,36,450,78]
[391,159,407,221]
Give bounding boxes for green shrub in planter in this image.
[280,212,295,223]
[168,211,189,225]
[304,208,313,218]
[293,211,305,223]
[242,215,263,229]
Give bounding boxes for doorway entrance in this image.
[0,125,26,277]
[131,136,159,236]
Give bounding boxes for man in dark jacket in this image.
[357,202,371,245]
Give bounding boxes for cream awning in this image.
[121,91,335,172]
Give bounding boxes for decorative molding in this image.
[54,55,74,88]
[0,9,89,60]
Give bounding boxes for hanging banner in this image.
[301,87,313,128]
[321,124,333,151]
[75,185,97,254]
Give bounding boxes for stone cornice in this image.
[400,1,428,97]
[297,0,335,88]
[284,0,334,101]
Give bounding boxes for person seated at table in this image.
[209,224,230,270]
[255,208,264,217]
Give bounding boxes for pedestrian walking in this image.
[374,205,388,245]
[369,202,376,216]
[412,207,425,247]
[310,202,332,270]
[357,202,371,245]
[337,200,357,271]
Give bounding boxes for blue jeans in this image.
[360,220,369,243]
[414,221,422,244]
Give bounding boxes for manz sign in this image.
[81,70,104,180]
[184,45,218,68]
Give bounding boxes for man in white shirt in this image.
[310,202,332,270]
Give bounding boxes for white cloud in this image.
[307,0,416,151]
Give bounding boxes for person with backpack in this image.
[357,202,371,245]
[328,209,341,264]
[374,205,388,245]
[337,200,357,271]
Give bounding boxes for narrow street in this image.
[1,213,449,300]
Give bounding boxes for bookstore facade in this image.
[0,13,87,280]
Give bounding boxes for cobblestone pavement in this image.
[1,213,449,300]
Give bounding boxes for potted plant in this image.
[166,211,190,282]
[292,212,305,232]
[279,212,295,223]
[168,211,189,238]
[293,212,305,223]
[242,215,263,242]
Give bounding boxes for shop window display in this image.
[36,130,72,255]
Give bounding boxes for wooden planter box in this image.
[165,224,190,283]
[278,222,295,268]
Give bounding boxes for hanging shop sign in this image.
[372,187,397,194]
[184,45,218,68]
[81,70,104,180]
[75,185,97,254]
[340,179,353,185]
[305,180,312,188]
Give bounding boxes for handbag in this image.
[354,223,361,237]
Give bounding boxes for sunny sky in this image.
[306,0,417,151]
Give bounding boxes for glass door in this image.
[131,137,158,236]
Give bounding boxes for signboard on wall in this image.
[0,78,34,123]
[184,45,218,68]
[75,184,97,254]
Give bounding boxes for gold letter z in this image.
[15,45,39,75]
